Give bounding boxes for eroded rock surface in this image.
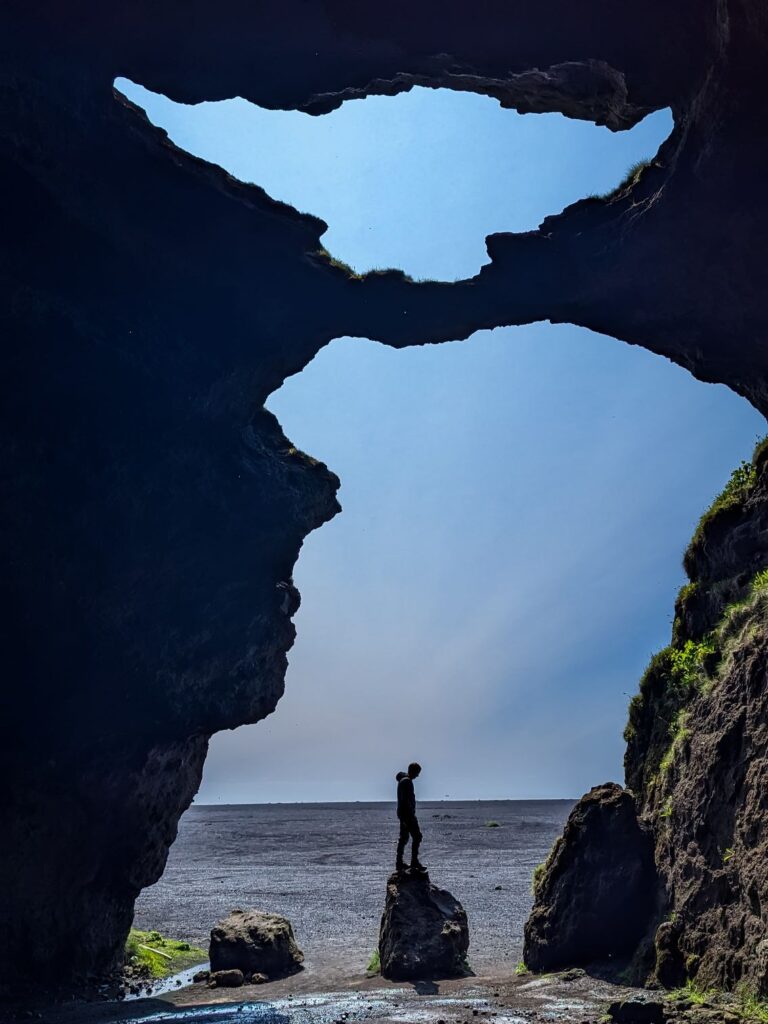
[209,909,304,980]
[528,441,768,995]
[379,872,469,980]
[524,783,658,972]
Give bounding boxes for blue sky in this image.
[120,81,765,802]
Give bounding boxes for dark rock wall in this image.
[527,442,768,995]
[524,784,658,973]
[627,444,768,995]
[1,0,768,995]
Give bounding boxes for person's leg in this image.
[396,819,409,869]
[411,820,424,868]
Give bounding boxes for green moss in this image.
[125,928,206,979]
[714,568,768,684]
[312,247,363,279]
[737,992,768,1022]
[659,797,673,819]
[669,980,717,1005]
[658,710,691,777]
[627,440,768,802]
[686,437,767,571]
[515,961,529,976]
[624,649,674,744]
[312,248,423,284]
[667,638,718,691]
[668,984,768,1022]
[626,631,719,792]
[593,159,653,201]
[531,861,546,896]
[677,581,699,604]
[366,948,381,973]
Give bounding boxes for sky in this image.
[119,81,766,802]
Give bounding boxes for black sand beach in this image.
[134,800,574,974]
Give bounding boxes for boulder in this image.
[209,909,304,979]
[209,969,244,988]
[523,783,658,972]
[379,872,469,980]
[608,1000,667,1023]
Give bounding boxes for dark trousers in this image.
[396,815,422,866]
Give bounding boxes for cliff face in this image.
[628,441,768,995]
[526,440,768,997]
[2,0,768,997]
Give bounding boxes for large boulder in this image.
[209,909,304,979]
[379,872,469,980]
[523,783,658,972]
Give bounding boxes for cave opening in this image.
[115,77,672,282]
[5,0,768,1004]
[131,324,764,972]
[118,75,766,980]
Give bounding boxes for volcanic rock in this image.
[208,969,244,988]
[209,909,304,979]
[524,783,657,972]
[5,0,768,998]
[378,872,469,980]
[608,1001,666,1024]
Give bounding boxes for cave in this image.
[2,0,768,1003]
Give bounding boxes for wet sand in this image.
[36,968,648,1024]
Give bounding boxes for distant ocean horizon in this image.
[192,797,579,806]
[135,799,575,971]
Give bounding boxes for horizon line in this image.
[191,796,579,807]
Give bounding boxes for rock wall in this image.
[524,784,658,973]
[2,0,768,996]
[526,440,768,996]
[629,441,768,995]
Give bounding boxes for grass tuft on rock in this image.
[684,436,768,576]
[531,861,546,896]
[125,928,207,979]
[366,948,381,974]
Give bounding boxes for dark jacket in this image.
[396,771,416,820]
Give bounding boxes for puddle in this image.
[118,987,528,1024]
[124,964,209,1001]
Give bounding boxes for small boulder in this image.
[209,968,244,988]
[250,972,268,984]
[608,1000,666,1023]
[379,872,469,980]
[209,909,304,979]
[192,969,209,983]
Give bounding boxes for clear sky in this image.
[119,81,765,802]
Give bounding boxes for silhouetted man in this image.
[395,762,426,873]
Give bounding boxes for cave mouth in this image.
[115,77,672,282]
[132,326,764,977]
[116,74,766,978]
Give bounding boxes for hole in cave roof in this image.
[115,78,672,283]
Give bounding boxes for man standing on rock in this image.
[395,762,426,874]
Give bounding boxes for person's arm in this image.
[406,778,416,817]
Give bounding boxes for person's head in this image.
[408,762,422,779]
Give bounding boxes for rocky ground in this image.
[16,966,756,1024]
